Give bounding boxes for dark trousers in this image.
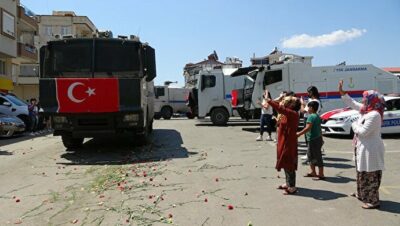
[285,170,296,187]
[260,114,272,136]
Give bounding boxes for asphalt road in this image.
[0,118,399,226]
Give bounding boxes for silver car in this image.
[0,113,26,137]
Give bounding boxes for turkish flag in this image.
[56,78,120,113]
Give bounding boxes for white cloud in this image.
[282,28,367,49]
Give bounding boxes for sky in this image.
[21,0,400,87]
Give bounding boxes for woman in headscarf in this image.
[266,93,301,195]
[339,80,385,209]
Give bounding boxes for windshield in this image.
[42,39,142,78]
[6,95,28,106]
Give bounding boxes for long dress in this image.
[267,100,299,171]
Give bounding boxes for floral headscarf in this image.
[360,90,386,119]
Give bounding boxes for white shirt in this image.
[261,99,273,115]
[304,98,322,117]
[342,94,385,172]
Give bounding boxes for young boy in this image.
[296,101,325,180]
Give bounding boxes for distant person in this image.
[28,98,38,135]
[266,92,301,195]
[339,80,385,209]
[297,101,325,180]
[256,90,273,141]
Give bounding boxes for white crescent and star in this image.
[67,82,96,103]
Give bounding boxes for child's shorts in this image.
[307,136,324,167]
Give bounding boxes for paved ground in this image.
[0,118,399,226]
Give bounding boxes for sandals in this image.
[312,176,326,181]
[362,203,380,209]
[349,192,362,201]
[277,184,288,190]
[283,187,298,195]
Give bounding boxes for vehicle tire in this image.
[62,135,84,149]
[161,107,173,120]
[211,108,229,126]
[154,114,161,120]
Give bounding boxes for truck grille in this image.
[78,118,108,126]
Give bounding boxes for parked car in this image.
[0,113,26,137]
[321,96,400,135]
[0,92,30,127]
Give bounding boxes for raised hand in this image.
[338,80,345,96]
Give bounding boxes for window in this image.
[44,26,52,36]
[60,26,72,35]
[0,60,6,75]
[1,9,15,39]
[204,75,216,88]
[0,97,6,105]
[20,64,39,77]
[5,94,27,106]
[155,87,165,98]
[263,70,282,86]
[386,99,400,111]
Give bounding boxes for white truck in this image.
[231,57,400,116]
[154,86,190,119]
[187,68,245,125]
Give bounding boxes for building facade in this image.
[12,2,39,101]
[0,0,17,93]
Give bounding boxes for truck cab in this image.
[194,68,244,125]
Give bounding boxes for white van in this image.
[154,86,190,119]
[0,92,30,126]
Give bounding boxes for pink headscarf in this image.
[360,90,386,119]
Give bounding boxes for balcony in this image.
[17,5,38,31]
[17,42,38,62]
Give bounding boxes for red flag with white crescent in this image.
[56,78,119,113]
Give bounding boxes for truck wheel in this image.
[211,108,229,126]
[149,119,154,133]
[154,114,161,120]
[161,107,173,120]
[62,135,84,149]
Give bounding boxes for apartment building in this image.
[13,10,97,100]
[12,3,39,100]
[0,0,17,93]
[36,11,97,48]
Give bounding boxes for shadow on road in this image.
[59,129,195,165]
[323,176,356,184]
[0,131,52,146]
[378,200,400,214]
[297,187,347,200]
[0,150,13,155]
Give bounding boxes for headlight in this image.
[53,116,68,124]
[123,114,139,122]
[335,116,351,123]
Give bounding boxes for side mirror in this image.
[3,101,12,107]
